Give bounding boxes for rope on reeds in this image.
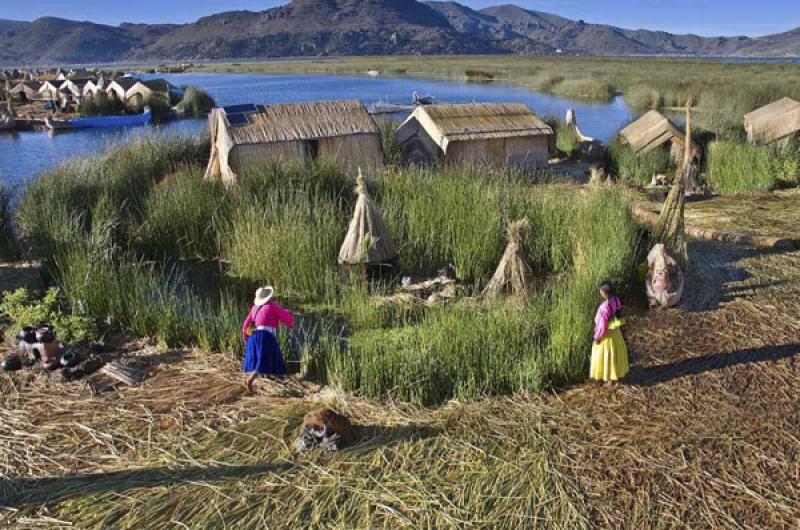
[484,218,533,300]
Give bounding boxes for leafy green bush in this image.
[0,288,97,343]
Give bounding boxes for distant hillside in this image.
[0,0,798,65]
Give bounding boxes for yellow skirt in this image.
[590,320,629,381]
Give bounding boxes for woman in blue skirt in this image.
[241,286,294,394]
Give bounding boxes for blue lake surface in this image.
[0,72,637,187]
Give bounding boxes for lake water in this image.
[0,73,635,187]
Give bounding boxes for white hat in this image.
[253,286,274,306]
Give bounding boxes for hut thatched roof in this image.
[619,110,700,157]
[744,97,800,146]
[398,103,552,151]
[222,100,379,145]
[10,81,40,94]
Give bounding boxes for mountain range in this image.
[1,0,798,65]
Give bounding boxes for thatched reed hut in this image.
[82,79,108,99]
[204,100,383,184]
[38,80,63,100]
[394,103,553,169]
[127,79,183,106]
[619,110,701,163]
[744,97,800,147]
[10,81,41,101]
[106,78,137,102]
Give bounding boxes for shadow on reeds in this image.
[352,423,444,450]
[627,343,800,387]
[0,463,294,508]
[683,241,793,313]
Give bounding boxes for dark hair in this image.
[599,281,614,295]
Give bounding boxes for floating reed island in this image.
[0,65,215,130]
[2,80,800,527]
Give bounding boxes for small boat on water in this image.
[412,91,436,106]
[46,108,151,131]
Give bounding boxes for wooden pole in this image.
[652,98,692,271]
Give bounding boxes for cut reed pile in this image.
[0,344,589,529]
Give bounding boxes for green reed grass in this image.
[706,141,778,194]
[18,138,639,403]
[0,184,16,260]
[607,138,674,187]
[135,168,229,261]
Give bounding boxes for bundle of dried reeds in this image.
[483,218,533,300]
[338,168,398,266]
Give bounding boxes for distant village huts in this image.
[127,79,183,107]
[618,110,701,163]
[743,97,800,147]
[393,103,554,169]
[82,78,108,99]
[10,81,41,102]
[205,100,383,184]
[38,80,63,100]
[106,78,137,102]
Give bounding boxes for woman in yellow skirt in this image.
[590,281,629,385]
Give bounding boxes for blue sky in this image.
[1,0,798,37]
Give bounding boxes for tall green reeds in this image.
[706,141,777,194]
[0,184,16,261]
[18,137,640,403]
[607,138,674,187]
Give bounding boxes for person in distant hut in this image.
[590,281,629,385]
[241,286,294,395]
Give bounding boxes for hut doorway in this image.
[304,139,320,161]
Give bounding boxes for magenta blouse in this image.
[241,302,294,341]
[593,296,621,342]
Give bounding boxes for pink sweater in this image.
[242,302,294,341]
[593,296,621,342]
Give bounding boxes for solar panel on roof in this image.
[226,113,251,126]
[223,103,258,114]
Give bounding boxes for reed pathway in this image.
[0,239,798,528]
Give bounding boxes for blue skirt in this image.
[243,330,287,375]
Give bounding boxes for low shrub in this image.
[0,287,97,343]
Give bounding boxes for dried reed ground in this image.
[1,224,799,527]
